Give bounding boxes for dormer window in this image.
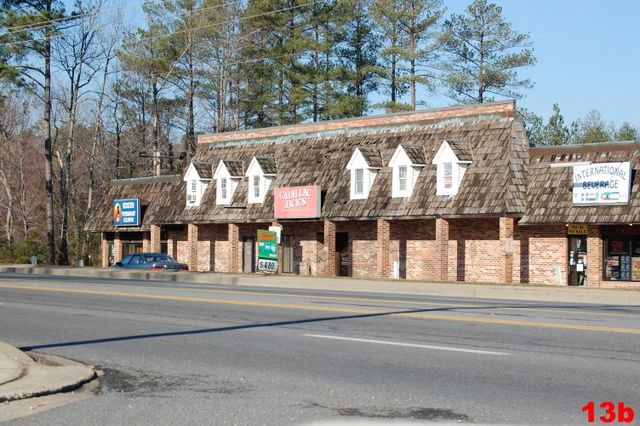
[354,169,364,195]
[246,156,277,204]
[347,147,382,200]
[443,162,453,189]
[183,162,212,208]
[432,140,472,196]
[388,144,425,198]
[213,160,243,205]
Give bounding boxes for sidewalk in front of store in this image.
[0,341,95,404]
[1,264,639,306]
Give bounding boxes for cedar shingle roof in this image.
[255,156,277,175]
[87,105,529,229]
[221,160,243,177]
[192,162,212,179]
[85,176,185,232]
[520,142,640,225]
[402,144,426,165]
[447,140,473,161]
[358,147,383,168]
[183,117,528,223]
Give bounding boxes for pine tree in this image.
[440,0,535,104]
[335,0,380,116]
[371,0,409,111]
[615,122,639,141]
[571,110,612,144]
[1,0,67,264]
[543,103,570,146]
[397,0,444,110]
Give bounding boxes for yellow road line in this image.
[1,283,639,335]
[3,277,636,319]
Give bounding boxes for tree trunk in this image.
[44,0,56,264]
[152,78,160,176]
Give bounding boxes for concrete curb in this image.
[0,341,96,403]
[1,264,640,306]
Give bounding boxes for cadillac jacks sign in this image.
[573,162,632,206]
[274,185,321,219]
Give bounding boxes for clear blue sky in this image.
[112,0,640,128]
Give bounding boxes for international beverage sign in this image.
[274,185,321,219]
[573,162,632,206]
[113,198,140,226]
[257,229,278,273]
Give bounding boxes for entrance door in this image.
[568,236,587,286]
[243,238,255,273]
[336,232,350,277]
[282,235,294,273]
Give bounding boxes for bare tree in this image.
[53,0,103,264]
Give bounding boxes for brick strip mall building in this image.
[85,101,640,288]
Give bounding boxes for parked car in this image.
[112,253,189,271]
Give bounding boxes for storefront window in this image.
[604,238,640,281]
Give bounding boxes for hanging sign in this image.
[113,198,140,227]
[567,224,588,235]
[573,162,632,205]
[274,185,321,219]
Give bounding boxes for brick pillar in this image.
[150,225,161,253]
[377,218,390,278]
[324,219,336,276]
[188,223,199,271]
[142,232,150,252]
[587,225,602,288]
[435,218,449,281]
[101,233,109,268]
[166,236,175,258]
[228,223,240,273]
[500,217,515,284]
[114,233,122,263]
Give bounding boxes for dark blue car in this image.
[112,253,189,271]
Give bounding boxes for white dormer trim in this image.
[432,141,472,196]
[213,160,241,205]
[245,157,275,204]
[346,148,381,200]
[388,145,424,198]
[183,163,211,208]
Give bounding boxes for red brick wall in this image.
[517,225,567,285]
[449,218,502,283]
[390,220,437,280]
[196,224,227,271]
[278,222,324,275]
[334,221,377,278]
[171,228,189,266]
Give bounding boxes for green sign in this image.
[257,230,278,260]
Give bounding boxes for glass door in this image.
[568,236,587,286]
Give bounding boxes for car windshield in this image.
[144,254,174,263]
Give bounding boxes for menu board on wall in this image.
[620,255,631,281]
[632,258,640,281]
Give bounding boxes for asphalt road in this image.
[0,273,639,425]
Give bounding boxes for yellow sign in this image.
[567,224,588,235]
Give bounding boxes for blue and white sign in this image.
[573,162,632,206]
[113,198,140,226]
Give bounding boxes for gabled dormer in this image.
[183,162,212,208]
[432,140,472,196]
[346,147,382,200]
[213,160,243,205]
[245,156,276,204]
[388,144,425,198]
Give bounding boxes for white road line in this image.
[304,334,509,356]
